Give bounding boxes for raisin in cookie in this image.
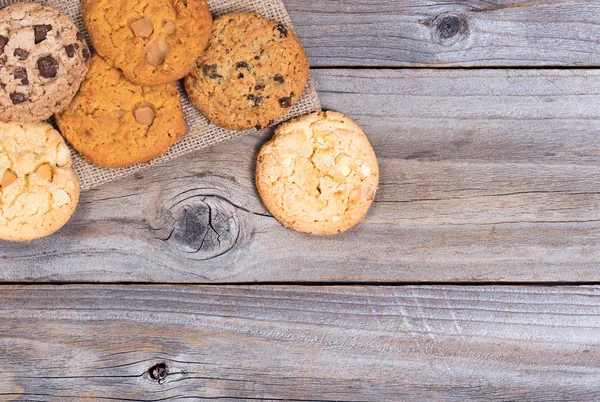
[0,3,90,123]
[0,122,80,242]
[256,111,379,236]
[83,0,212,86]
[184,13,310,131]
[55,54,186,168]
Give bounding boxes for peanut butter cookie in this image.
[184,12,310,131]
[55,54,186,168]
[83,0,212,86]
[256,111,379,236]
[0,122,80,242]
[0,3,90,122]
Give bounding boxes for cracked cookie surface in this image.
[0,121,80,242]
[83,0,212,86]
[55,54,187,168]
[256,111,379,236]
[184,12,310,131]
[0,2,90,122]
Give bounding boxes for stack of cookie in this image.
[1,0,379,241]
[56,0,213,168]
[56,2,314,167]
[0,3,88,241]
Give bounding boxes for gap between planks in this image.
[310,66,600,70]
[3,281,600,287]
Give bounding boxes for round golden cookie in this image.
[184,12,310,131]
[83,0,212,86]
[55,54,186,168]
[0,122,80,242]
[256,111,379,236]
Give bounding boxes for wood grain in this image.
[1,69,599,283]
[286,0,600,67]
[1,284,599,401]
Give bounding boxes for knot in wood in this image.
[152,193,240,260]
[432,13,468,45]
[148,363,168,382]
[437,15,461,39]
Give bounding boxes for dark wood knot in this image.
[437,15,461,39]
[148,363,168,382]
[432,13,468,45]
[151,193,240,260]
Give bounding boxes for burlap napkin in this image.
[0,0,322,190]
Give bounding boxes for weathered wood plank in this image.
[286,0,600,67]
[1,69,599,282]
[0,285,599,401]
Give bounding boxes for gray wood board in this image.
[1,69,599,283]
[0,284,599,401]
[286,0,600,67]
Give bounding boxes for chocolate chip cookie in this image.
[0,121,80,242]
[256,111,379,236]
[0,3,90,123]
[55,54,186,168]
[83,0,212,86]
[184,13,310,131]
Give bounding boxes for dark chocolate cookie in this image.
[0,3,90,122]
[184,13,310,131]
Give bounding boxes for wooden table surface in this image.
[2,1,600,400]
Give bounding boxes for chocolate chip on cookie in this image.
[0,36,8,54]
[184,12,310,131]
[13,68,29,85]
[0,3,90,122]
[10,93,26,105]
[247,94,263,107]
[14,48,29,60]
[279,95,293,109]
[64,43,79,58]
[37,56,59,78]
[203,64,222,79]
[34,24,53,44]
[274,24,288,38]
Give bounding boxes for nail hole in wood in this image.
[149,363,168,381]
